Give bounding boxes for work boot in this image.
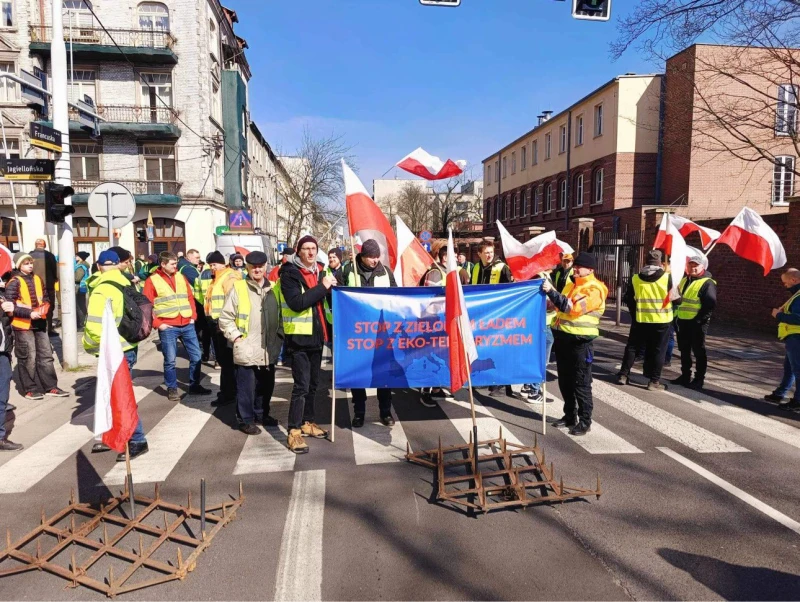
[647,380,667,391]
[117,441,149,462]
[778,399,800,412]
[689,378,704,391]
[764,393,784,403]
[239,423,261,436]
[615,374,629,386]
[167,388,181,402]
[569,422,591,436]
[301,421,327,438]
[351,415,365,428]
[287,429,308,454]
[0,439,23,451]
[553,415,578,428]
[671,375,691,386]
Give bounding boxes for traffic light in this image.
[136,228,147,242]
[572,0,611,21]
[44,183,76,224]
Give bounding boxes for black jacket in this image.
[0,289,13,354]
[472,259,513,285]
[550,265,574,293]
[30,248,58,289]
[338,255,398,288]
[279,261,330,350]
[6,271,49,332]
[676,270,717,324]
[624,268,673,321]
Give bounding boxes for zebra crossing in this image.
[1,363,799,495]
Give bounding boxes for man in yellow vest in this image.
[671,249,717,390]
[203,250,241,407]
[179,249,211,362]
[6,252,66,400]
[470,241,513,285]
[82,250,149,460]
[194,254,216,362]
[219,251,282,433]
[767,268,800,411]
[550,252,574,293]
[279,234,336,453]
[143,251,211,402]
[542,252,608,436]
[616,250,673,391]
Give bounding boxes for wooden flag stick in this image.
[125,442,135,519]
[330,345,336,443]
[456,314,479,471]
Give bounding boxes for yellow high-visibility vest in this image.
[676,277,715,320]
[232,279,253,336]
[632,273,673,324]
[553,276,607,338]
[274,280,314,336]
[150,273,193,319]
[205,267,239,320]
[778,291,800,340]
[471,262,504,285]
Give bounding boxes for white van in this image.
[215,233,277,267]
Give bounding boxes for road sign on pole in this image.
[30,122,62,152]
[88,182,136,246]
[419,230,432,242]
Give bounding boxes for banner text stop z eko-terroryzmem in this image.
[332,280,547,389]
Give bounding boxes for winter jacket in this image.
[623,268,673,322]
[30,248,58,289]
[279,261,330,350]
[675,269,717,324]
[6,270,49,332]
[338,255,398,288]
[777,282,800,327]
[419,262,469,286]
[0,286,13,354]
[471,258,513,285]
[177,257,201,287]
[219,277,282,366]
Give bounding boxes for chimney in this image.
[542,110,553,122]
[536,114,545,126]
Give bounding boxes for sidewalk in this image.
[599,306,786,391]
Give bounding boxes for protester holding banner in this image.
[542,252,608,436]
[279,235,336,453]
[338,239,399,427]
[420,245,469,286]
[219,251,282,434]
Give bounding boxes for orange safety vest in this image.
[11,274,45,330]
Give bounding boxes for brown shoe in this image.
[287,429,308,454]
[301,421,328,439]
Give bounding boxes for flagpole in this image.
[330,344,336,443]
[125,442,135,519]
[456,315,479,471]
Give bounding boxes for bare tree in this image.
[613,0,800,182]
[276,127,355,247]
[431,164,483,234]
[394,181,432,233]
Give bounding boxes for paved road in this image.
[1,336,799,600]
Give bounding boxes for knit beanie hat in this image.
[295,235,318,251]
[328,248,343,261]
[206,251,225,264]
[573,251,597,270]
[109,246,132,262]
[13,252,32,269]
[645,249,663,267]
[361,239,381,259]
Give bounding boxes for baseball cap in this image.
[97,250,120,266]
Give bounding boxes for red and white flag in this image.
[654,214,721,252]
[445,229,477,392]
[393,215,434,286]
[0,243,12,276]
[396,147,465,181]
[342,159,398,269]
[496,221,563,281]
[716,207,787,276]
[93,300,139,453]
[665,214,688,305]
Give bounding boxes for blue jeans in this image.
[665,323,675,362]
[530,328,555,395]
[0,353,11,440]
[158,324,202,390]
[124,349,146,444]
[775,335,800,401]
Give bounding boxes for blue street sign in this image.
[422,242,431,252]
[277,242,286,252]
[419,230,432,242]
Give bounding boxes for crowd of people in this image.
[0,232,798,455]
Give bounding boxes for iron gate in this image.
[590,231,645,301]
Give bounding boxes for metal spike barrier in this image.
[0,484,244,597]
[406,435,601,513]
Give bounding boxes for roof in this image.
[482,73,662,163]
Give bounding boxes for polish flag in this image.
[716,207,787,276]
[393,215,434,286]
[665,215,688,306]
[654,214,721,252]
[342,159,398,269]
[445,229,477,392]
[396,147,465,181]
[0,243,12,276]
[93,300,138,453]
[496,221,563,281]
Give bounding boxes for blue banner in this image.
[332,280,547,389]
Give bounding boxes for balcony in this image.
[37,104,181,139]
[37,180,182,206]
[29,25,177,65]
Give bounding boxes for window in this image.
[140,72,172,111]
[138,2,169,32]
[211,77,221,123]
[494,160,499,181]
[1,2,13,27]
[559,179,567,210]
[521,189,528,217]
[576,115,584,146]
[512,192,519,218]
[521,145,527,170]
[776,84,798,136]
[142,144,176,193]
[532,140,538,165]
[0,62,15,102]
[773,156,795,205]
[0,138,19,159]
[545,183,552,213]
[594,103,604,136]
[502,156,507,178]
[574,173,584,207]
[559,125,567,154]
[593,168,604,204]
[68,69,95,104]
[70,143,100,180]
[213,151,223,192]
[533,186,540,215]
[485,200,492,224]
[494,197,501,221]
[545,133,551,160]
[511,151,516,175]
[486,165,491,185]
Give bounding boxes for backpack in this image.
[100,280,154,343]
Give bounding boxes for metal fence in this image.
[590,230,646,301]
[30,26,176,50]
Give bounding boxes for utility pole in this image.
[52,0,78,368]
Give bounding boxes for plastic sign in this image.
[572,0,611,21]
[3,159,54,181]
[419,0,461,5]
[30,123,62,153]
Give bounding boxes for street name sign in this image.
[2,159,54,181]
[29,123,62,153]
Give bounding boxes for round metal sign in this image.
[88,182,136,229]
[419,230,432,242]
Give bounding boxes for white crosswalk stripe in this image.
[234,425,296,475]
[440,398,527,451]
[344,389,410,465]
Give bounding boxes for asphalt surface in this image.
[1,335,799,601]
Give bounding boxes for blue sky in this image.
[234,0,657,192]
